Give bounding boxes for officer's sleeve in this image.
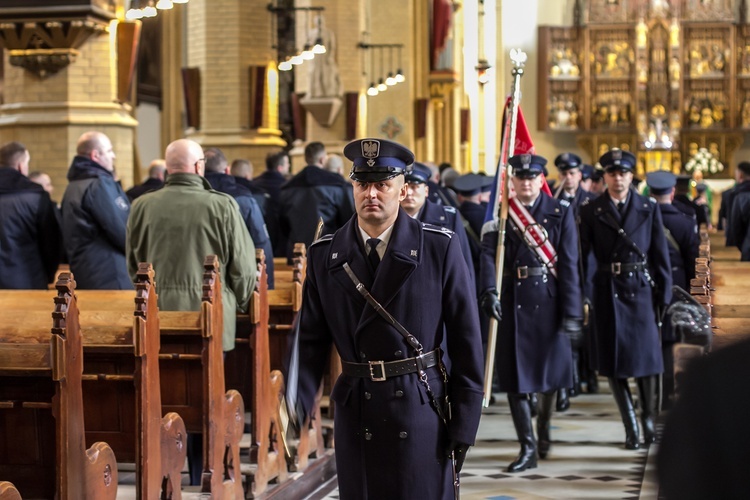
[478,227,500,294]
[683,219,700,284]
[578,207,594,278]
[451,213,476,288]
[86,179,129,252]
[225,198,257,313]
[35,192,62,284]
[442,236,484,445]
[650,204,673,306]
[293,248,334,422]
[557,206,582,319]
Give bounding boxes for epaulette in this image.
[649,197,656,204]
[580,197,591,207]
[422,222,454,238]
[309,233,333,248]
[443,205,457,214]
[559,199,571,208]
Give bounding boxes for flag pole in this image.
[482,49,527,407]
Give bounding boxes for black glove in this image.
[480,289,502,321]
[562,317,583,348]
[445,439,470,473]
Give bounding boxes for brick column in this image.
[186,0,285,173]
[0,26,137,194]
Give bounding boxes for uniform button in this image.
[395,390,404,397]
[630,293,635,298]
[360,352,366,359]
[534,281,538,286]
[534,305,539,310]
[364,392,372,400]
[365,432,372,440]
[517,305,522,309]
[614,293,619,299]
[628,272,633,277]
[517,282,521,286]
[399,431,408,439]
[394,350,403,356]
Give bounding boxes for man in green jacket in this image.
[126,138,257,351]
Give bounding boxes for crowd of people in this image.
[1,132,747,498]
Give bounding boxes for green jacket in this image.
[126,173,257,350]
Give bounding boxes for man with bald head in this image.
[0,141,62,288]
[61,131,131,289]
[126,159,166,201]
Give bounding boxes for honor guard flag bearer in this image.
[291,137,483,499]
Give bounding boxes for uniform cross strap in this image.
[341,349,441,382]
[503,265,548,279]
[599,261,647,275]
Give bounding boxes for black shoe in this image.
[642,416,656,444]
[556,388,570,412]
[507,445,538,472]
[587,373,599,394]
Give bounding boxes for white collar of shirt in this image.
[358,224,395,260]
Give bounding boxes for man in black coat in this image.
[726,162,750,259]
[479,154,582,472]
[646,171,700,406]
[293,138,483,499]
[126,159,165,201]
[658,337,750,499]
[674,174,707,227]
[0,141,61,289]
[61,131,132,289]
[718,162,750,233]
[204,147,274,288]
[401,162,475,287]
[579,149,672,450]
[279,141,354,259]
[254,151,290,257]
[231,158,270,218]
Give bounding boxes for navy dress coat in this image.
[660,203,699,293]
[295,210,484,500]
[479,194,581,394]
[417,199,475,288]
[579,192,672,379]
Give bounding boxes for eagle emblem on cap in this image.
[612,149,622,160]
[520,154,531,169]
[362,140,380,167]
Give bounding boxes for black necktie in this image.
[367,238,381,272]
[617,201,625,216]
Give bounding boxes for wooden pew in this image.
[225,250,288,496]
[0,274,118,499]
[158,256,244,499]
[0,482,21,500]
[6,266,188,499]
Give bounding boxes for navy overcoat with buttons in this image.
[579,191,672,379]
[479,194,581,394]
[295,209,484,500]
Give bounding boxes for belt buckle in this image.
[611,262,621,275]
[369,360,386,382]
[517,266,529,279]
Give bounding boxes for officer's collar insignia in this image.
[612,149,622,161]
[331,252,338,259]
[410,250,417,257]
[362,140,380,167]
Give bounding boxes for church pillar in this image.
[0,10,137,193]
[185,0,285,174]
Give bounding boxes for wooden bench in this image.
[225,249,288,496]
[5,265,188,499]
[158,256,244,499]
[0,274,118,499]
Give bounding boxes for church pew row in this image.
[225,250,289,497]
[0,274,118,500]
[3,265,187,499]
[0,482,21,500]
[158,256,244,499]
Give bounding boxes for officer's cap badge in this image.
[612,149,622,161]
[520,154,531,169]
[362,139,380,167]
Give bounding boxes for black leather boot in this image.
[608,378,640,450]
[529,392,538,417]
[637,375,659,445]
[536,391,556,459]
[556,387,570,412]
[507,393,538,472]
[587,370,599,394]
[570,351,581,397]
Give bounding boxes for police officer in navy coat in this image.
[294,138,483,499]
[579,149,672,450]
[479,154,582,472]
[401,162,475,288]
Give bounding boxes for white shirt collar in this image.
[358,223,395,260]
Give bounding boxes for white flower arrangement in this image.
[684,147,724,174]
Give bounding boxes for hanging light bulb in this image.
[290,54,303,65]
[385,47,397,85]
[142,2,157,17]
[395,68,405,83]
[377,78,387,92]
[279,59,293,71]
[312,38,326,54]
[301,44,315,60]
[125,8,144,19]
[156,0,173,9]
[367,83,379,96]
[386,72,396,86]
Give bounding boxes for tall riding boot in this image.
[536,391,556,459]
[608,378,640,450]
[507,393,538,472]
[556,387,570,412]
[570,351,581,397]
[637,375,659,444]
[529,392,539,417]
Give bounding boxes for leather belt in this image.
[341,349,440,382]
[599,261,647,275]
[503,266,548,279]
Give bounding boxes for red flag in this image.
[511,99,552,196]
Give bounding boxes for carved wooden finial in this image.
[134,262,155,319]
[202,255,220,303]
[51,272,76,335]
